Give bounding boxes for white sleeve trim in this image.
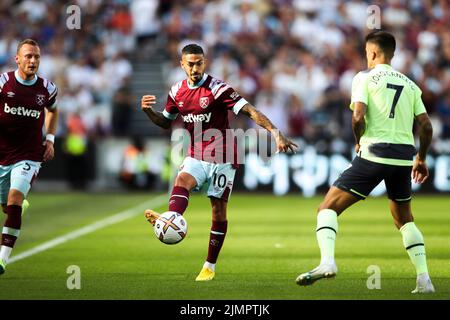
[233,98,248,115]
[211,81,225,95]
[163,109,178,120]
[214,84,231,100]
[0,72,9,90]
[169,81,183,101]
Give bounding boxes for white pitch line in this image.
[8,194,168,264]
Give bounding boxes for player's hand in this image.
[412,156,429,184]
[43,140,54,162]
[275,133,298,153]
[355,143,361,154]
[141,95,157,111]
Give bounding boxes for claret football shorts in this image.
[0,160,41,204]
[333,156,413,202]
[179,156,236,202]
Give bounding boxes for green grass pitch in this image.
[0,192,449,300]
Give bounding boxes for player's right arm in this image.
[352,102,367,154]
[412,113,433,184]
[350,71,369,154]
[141,95,172,129]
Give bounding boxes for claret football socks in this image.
[168,186,189,215]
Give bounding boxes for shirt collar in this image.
[374,64,392,70]
[14,69,38,86]
[187,73,208,89]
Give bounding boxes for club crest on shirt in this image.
[36,94,45,106]
[199,96,209,109]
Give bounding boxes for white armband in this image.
[46,134,55,143]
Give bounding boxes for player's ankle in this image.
[417,272,430,281]
[320,257,335,266]
[203,261,215,272]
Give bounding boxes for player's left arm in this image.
[43,106,58,162]
[240,103,298,153]
[42,81,58,162]
[352,102,367,153]
[411,86,432,184]
[350,71,368,154]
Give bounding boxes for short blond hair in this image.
[17,39,39,54]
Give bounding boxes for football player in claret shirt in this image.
[141,44,297,281]
[0,39,58,275]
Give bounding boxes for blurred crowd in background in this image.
[0,0,449,145]
[161,0,450,146]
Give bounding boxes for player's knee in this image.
[174,173,196,190]
[317,199,344,215]
[390,200,413,229]
[317,201,327,212]
[393,219,407,230]
[318,199,335,213]
[8,188,25,205]
[393,215,413,229]
[174,175,189,188]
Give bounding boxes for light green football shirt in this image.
[350,64,427,166]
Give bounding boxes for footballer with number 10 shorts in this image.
[141,44,297,281]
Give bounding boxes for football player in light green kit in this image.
[296,31,435,293]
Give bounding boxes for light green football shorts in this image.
[0,160,41,204]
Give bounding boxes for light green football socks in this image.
[400,222,429,276]
[316,209,338,265]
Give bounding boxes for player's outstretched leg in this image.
[0,204,22,275]
[168,186,190,215]
[296,209,338,286]
[297,186,359,286]
[144,185,190,226]
[400,222,435,293]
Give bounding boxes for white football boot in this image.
[296,262,338,286]
[412,274,435,293]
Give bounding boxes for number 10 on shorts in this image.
[213,173,227,189]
